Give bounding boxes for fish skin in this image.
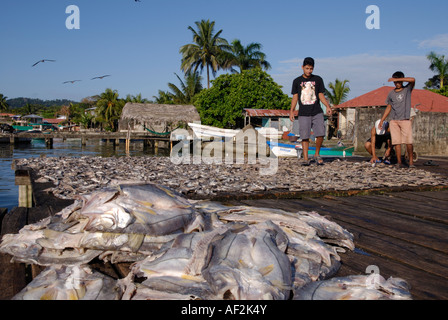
[12,265,122,300]
[202,223,293,300]
[1,181,414,300]
[293,275,412,300]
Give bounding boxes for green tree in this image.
[0,94,9,112]
[224,39,271,73]
[125,93,149,103]
[152,90,174,104]
[168,71,203,104]
[95,88,124,131]
[427,51,448,89]
[194,68,291,128]
[23,103,36,115]
[180,19,230,89]
[78,112,95,129]
[325,79,350,106]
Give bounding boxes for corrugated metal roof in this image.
[244,109,298,117]
[335,86,448,113]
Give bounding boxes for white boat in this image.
[266,141,301,157]
[188,123,240,140]
[255,127,283,140]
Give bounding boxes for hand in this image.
[370,156,379,164]
[289,111,295,122]
[326,106,332,116]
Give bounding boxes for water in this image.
[0,138,169,211]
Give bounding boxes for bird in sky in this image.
[32,59,56,67]
[63,80,82,84]
[91,75,111,80]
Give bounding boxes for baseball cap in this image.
[375,119,388,135]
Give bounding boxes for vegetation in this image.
[0,94,10,111]
[325,79,350,106]
[425,51,448,97]
[194,68,290,128]
[223,39,271,73]
[94,89,125,131]
[180,19,230,89]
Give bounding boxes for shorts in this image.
[298,113,325,140]
[390,120,413,145]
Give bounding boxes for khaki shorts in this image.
[390,120,413,145]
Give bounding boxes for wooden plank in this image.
[331,194,448,225]
[0,207,29,300]
[396,190,448,202]
[0,208,7,233]
[333,219,448,280]
[1,207,28,236]
[300,197,448,254]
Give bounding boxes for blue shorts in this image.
[298,113,325,140]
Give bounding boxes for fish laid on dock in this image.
[0,183,412,300]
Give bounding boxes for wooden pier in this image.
[0,131,171,148]
[1,156,448,300]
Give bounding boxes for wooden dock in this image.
[0,131,171,147]
[1,156,447,300]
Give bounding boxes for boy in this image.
[378,71,415,168]
[365,120,392,164]
[289,57,332,166]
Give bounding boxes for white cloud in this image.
[272,54,434,100]
[418,34,448,50]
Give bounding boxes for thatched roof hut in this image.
[119,103,201,134]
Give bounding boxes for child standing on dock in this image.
[289,57,332,166]
[378,71,416,168]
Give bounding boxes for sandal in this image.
[300,159,311,166]
[423,160,439,166]
[314,155,324,166]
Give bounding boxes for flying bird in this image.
[63,80,82,84]
[91,75,111,80]
[32,59,56,67]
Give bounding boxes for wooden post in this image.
[15,169,33,208]
[45,138,53,148]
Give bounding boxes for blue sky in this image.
[1,0,447,103]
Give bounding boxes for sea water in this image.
[0,138,169,211]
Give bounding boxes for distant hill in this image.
[6,97,79,109]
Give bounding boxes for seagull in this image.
[91,75,111,80]
[32,59,56,67]
[63,80,82,84]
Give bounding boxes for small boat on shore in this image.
[188,123,240,140]
[267,141,354,158]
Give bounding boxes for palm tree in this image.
[427,51,448,89]
[168,71,203,104]
[325,79,350,106]
[224,39,271,73]
[0,94,9,112]
[95,88,124,131]
[23,103,36,115]
[180,19,230,89]
[125,93,149,103]
[152,90,174,104]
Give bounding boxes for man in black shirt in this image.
[289,57,332,165]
